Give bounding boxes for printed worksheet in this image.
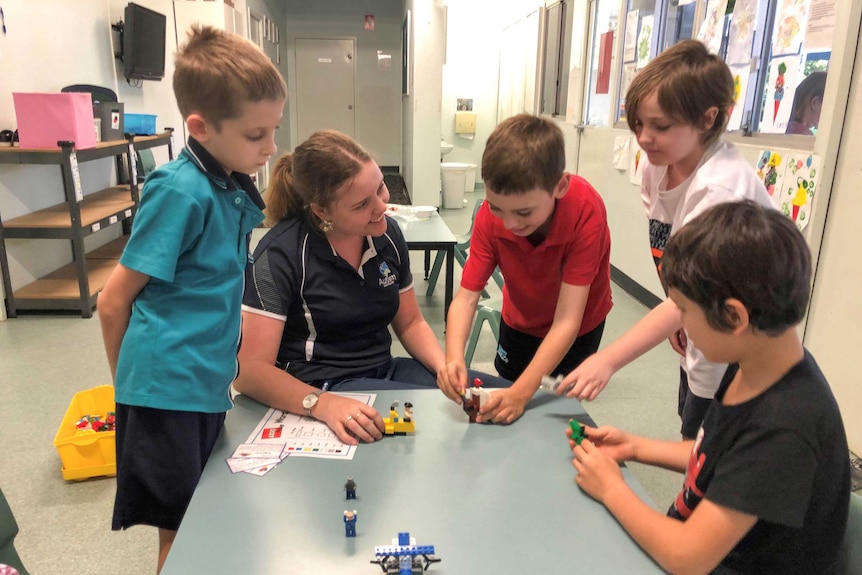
[245,392,376,460]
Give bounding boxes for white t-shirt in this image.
[641,139,777,398]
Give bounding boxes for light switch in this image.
[455,112,477,134]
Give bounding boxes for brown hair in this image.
[173,25,287,129]
[264,130,373,227]
[790,71,827,122]
[662,201,811,336]
[625,40,733,147]
[481,114,565,195]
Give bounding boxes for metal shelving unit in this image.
[0,131,174,318]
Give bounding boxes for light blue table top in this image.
[162,390,665,574]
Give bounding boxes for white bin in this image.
[441,163,468,209]
[464,163,477,192]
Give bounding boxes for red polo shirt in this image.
[461,175,612,338]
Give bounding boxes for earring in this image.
[320,220,334,233]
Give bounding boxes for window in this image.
[614,0,833,135]
[583,0,621,126]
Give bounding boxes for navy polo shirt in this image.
[243,215,413,384]
[116,138,265,412]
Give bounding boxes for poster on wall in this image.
[624,10,639,62]
[612,136,630,171]
[698,0,728,55]
[756,149,787,203]
[762,54,803,133]
[804,0,836,52]
[727,64,752,131]
[772,0,809,57]
[780,152,822,230]
[637,15,654,68]
[727,0,759,65]
[618,63,638,119]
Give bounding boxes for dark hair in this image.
[174,25,287,129]
[264,130,373,227]
[481,114,565,195]
[626,40,733,147]
[662,201,811,335]
[789,71,827,122]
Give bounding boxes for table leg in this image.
[424,249,431,280]
[444,246,454,319]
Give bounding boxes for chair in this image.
[135,148,157,181]
[464,296,502,368]
[839,491,862,574]
[0,488,29,575]
[426,198,504,299]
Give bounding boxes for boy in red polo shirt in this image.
[437,114,612,423]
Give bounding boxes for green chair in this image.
[0,488,29,575]
[426,198,504,299]
[464,296,502,368]
[135,148,157,181]
[839,491,862,574]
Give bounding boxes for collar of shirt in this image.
[182,137,266,210]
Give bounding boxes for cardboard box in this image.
[53,385,117,480]
[94,102,125,142]
[12,92,97,149]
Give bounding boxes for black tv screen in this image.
[123,3,166,81]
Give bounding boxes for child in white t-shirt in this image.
[559,40,775,438]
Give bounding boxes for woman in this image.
[235,130,508,445]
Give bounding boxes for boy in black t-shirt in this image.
[567,201,849,574]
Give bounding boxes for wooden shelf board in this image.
[13,258,117,300]
[88,236,129,260]
[4,186,134,229]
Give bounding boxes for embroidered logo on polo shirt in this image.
[378,261,396,288]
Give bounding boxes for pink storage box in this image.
[12,92,96,149]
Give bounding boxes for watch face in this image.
[303,393,318,409]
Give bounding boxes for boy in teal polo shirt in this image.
[98,26,286,572]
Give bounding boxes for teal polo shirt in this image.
[115,138,265,412]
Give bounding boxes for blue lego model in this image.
[370,532,441,574]
[344,510,357,537]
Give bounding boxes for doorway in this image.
[294,38,357,144]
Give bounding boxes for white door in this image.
[295,38,356,144]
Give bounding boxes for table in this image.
[162,390,665,574]
[396,213,456,317]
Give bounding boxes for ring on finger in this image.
[344,415,353,424]
[355,412,362,419]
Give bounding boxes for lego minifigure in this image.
[569,419,587,445]
[403,402,413,422]
[389,401,400,422]
[344,509,358,537]
[345,475,357,500]
[461,378,490,423]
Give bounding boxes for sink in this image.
[440,141,454,158]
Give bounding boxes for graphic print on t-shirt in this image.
[672,427,706,519]
[648,219,672,274]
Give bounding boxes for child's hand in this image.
[318,394,385,445]
[669,328,687,356]
[476,387,528,424]
[571,439,626,504]
[557,354,614,401]
[437,360,468,403]
[568,425,636,463]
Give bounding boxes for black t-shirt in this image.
[242,215,413,383]
[668,350,850,574]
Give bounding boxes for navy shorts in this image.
[112,403,225,532]
[495,319,605,383]
[677,368,714,440]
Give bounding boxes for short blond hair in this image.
[173,25,287,128]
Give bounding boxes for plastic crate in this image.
[124,113,157,135]
[53,385,117,480]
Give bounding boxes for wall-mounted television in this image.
[123,3,166,81]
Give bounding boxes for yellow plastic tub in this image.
[53,385,117,480]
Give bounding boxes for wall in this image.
[281,0,402,167]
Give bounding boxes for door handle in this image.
[575,124,586,134]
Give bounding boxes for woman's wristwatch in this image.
[302,390,323,418]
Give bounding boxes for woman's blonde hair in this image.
[264,131,373,227]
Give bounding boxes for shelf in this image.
[12,257,117,302]
[88,236,128,260]
[0,132,172,164]
[3,186,135,237]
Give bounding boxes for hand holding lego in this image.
[476,386,528,424]
[437,358,469,403]
[571,437,627,504]
[556,353,615,401]
[317,394,385,445]
[569,424,636,464]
